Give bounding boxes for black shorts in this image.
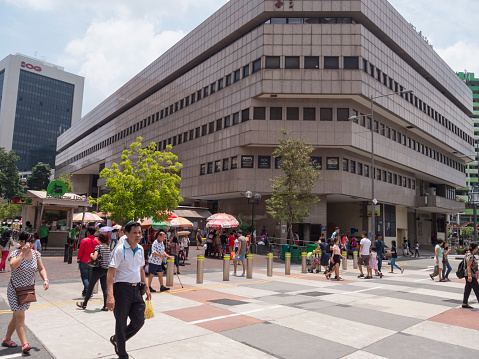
[149,263,163,274]
[40,237,48,244]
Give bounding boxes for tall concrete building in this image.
[56,0,473,246]
[0,54,84,171]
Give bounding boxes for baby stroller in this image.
[307,252,321,273]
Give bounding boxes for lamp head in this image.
[401,89,413,95]
[254,193,261,200]
[245,191,253,199]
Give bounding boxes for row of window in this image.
[20,70,75,90]
[351,108,466,173]
[18,87,74,103]
[264,55,358,70]
[265,17,358,25]
[362,59,473,146]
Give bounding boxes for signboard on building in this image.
[46,180,67,197]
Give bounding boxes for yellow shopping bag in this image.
[144,300,154,319]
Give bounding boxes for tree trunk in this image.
[287,222,294,245]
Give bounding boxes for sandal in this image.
[110,335,119,356]
[76,301,86,309]
[101,307,108,311]
[429,274,434,281]
[357,274,364,278]
[22,342,32,354]
[365,276,372,279]
[2,337,17,347]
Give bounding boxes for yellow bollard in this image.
[166,257,174,286]
[267,252,273,276]
[285,252,291,275]
[197,255,204,284]
[353,251,358,269]
[301,252,307,273]
[246,254,253,279]
[342,251,347,270]
[223,254,230,281]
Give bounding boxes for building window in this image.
[357,163,363,175]
[226,74,232,86]
[377,169,381,181]
[324,56,339,69]
[303,108,316,121]
[265,56,280,69]
[270,107,283,121]
[370,64,375,76]
[382,170,386,182]
[320,108,333,121]
[241,109,250,122]
[344,57,359,69]
[216,119,222,131]
[215,160,221,173]
[223,158,229,171]
[243,65,250,77]
[327,157,340,170]
[200,164,206,175]
[195,127,200,138]
[350,160,356,174]
[231,156,238,169]
[343,158,349,171]
[209,121,215,134]
[337,108,349,121]
[197,90,202,101]
[178,134,182,144]
[362,59,368,72]
[241,155,254,168]
[183,132,188,143]
[203,86,209,98]
[304,56,319,69]
[285,56,300,69]
[233,112,240,125]
[287,107,299,121]
[218,78,224,90]
[224,115,231,128]
[191,93,196,104]
[207,162,213,174]
[385,204,396,237]
[252,58,262,73]
[253,107,266,120]
[202,124,208,136]
[211,83,216,94]
[258,156,271,169]
[189,129,194,141]
[185,96,190,107]
[234,69,241,82]
[364,165,369,177]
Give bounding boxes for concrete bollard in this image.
[92,280,99,294]
[67,245,73,264]
[166,257,174,286]
[353,251,358,269]
[285,252,291,275]
[223,254,230,281]
[301,252,307,273]
[342,251,347,270]
[64,244,69,262]
[196,255,204,284]
[246,254,253,279]
[267,252,273,277]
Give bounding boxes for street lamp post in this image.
[469,187,479,242]
[349,89,413,241]
[245,191,261,241]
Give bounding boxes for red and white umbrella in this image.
[207,213,239,226]
[206,218,239,229]
[169,216,193,228]
[73,212,103,222]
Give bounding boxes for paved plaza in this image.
[0,254,478,359]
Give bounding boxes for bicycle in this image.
[178,249,186,266]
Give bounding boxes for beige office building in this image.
[56,0,473,245]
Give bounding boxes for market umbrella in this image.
[207,213,239,226]
[177,230,191,236]
[152,221,169,229]
[206,218,238,229]
[169,216,193,228]
[73,212,103,222]
[113,224,122,230]
[140,218,152,228]
[99,226,114,232]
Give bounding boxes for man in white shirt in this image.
[107,222,151,359]
[358,231,372,279]
[117,227,127,246]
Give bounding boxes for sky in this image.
[0,0,478,117]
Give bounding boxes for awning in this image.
[173,208,212,219]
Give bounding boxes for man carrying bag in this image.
[107,221,151,359]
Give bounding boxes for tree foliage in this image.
[266,129,319,241]
[0,148,23,199]
[90,137,183,223]
[0,203,22,221]
[57,173,74,192]
[27,162,51,191]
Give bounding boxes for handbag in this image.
[11,279,36,305]
[433,265,439,277]
[87,247,102,267]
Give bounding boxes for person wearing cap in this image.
[38,222,49,251]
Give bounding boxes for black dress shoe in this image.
[160,286,170,292]
[462,304,473,309]
[149,286,157,293]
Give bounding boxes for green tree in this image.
[90,137,183,223]
[27,162,51,190]
[266,129,319,242]
[0,148,23,199]
[0,203,22,221]
[57,173,74,192]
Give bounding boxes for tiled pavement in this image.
[0,259,478,359]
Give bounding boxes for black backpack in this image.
[456,259,466,279]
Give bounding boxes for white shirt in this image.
[109,240,144,283]
[118,235,127,245]
[360,238,371,255]
[182,237,189,247]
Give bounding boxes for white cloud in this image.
[436,41,479,74]
[60,17,186,116]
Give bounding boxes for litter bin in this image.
[306,244,317,254]
[281,244,290,260]
[290,245,301,262]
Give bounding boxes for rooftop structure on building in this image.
[0,53,84,172]
[55,0,474,245]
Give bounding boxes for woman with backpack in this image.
[462,242,479,309]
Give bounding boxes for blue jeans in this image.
[442,261,452,279]
[79,262,92,296]
[377,252,383,271]
[390,258,401,272]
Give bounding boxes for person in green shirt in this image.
[68,226,77,245]
[25,221,33,233]
[39,222,50,250]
